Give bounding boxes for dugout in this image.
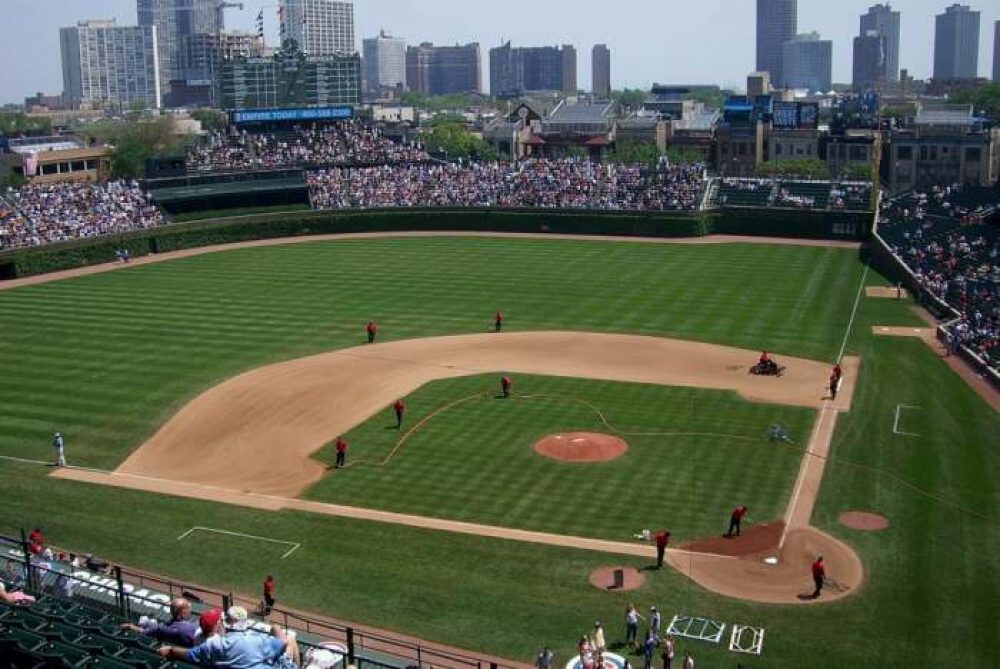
[145,169,310,215]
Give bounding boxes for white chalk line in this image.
[837,264,870,363]
[177,526,301,560]
[892,404,920,437]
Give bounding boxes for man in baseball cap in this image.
[159,604,293,666]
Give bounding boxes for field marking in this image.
[176,526,301,559]
[837,264,870,363]
[0,454,58,467]
[892,404,920,437]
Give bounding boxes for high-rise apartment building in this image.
[756,0,797,87]
[489,43,577,97]
[137,0,222,94]
[60,19,161,109]
[362,30,407,92]
[280,0,355,56]
[933,4,980,80]
[405,43,481,96]
[592,44,611,99]
[182,31,265,83]
[782,32,832,92]
[859,3,900,83]
[853,31,886,91]
[993,20,999,81]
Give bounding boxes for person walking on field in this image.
[501,376,512,399]
[52,432,66,467]
[811,555,826,598]
[624,603,643,648]
[829,372,839,400]
[680,650,694,669]
[654,530,671,568]
[726,505,748,537]
[392,399,405,429]
[660,635,675,669]
[494,311,504,332]
[366,321,377,344]
[334,436,348,469]
[262,575,275,616]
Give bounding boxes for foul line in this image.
[837,264,870,363]
[892,404,920,436]
[176,526,301,559]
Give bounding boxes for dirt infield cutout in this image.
[866,286,908,299]
[533,432,628,462]
[588,566,646,591]
[839,511,890,531]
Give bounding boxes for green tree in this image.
[0,113,52,137]
[609,139,660,164]
[664,146,705,164]
[81,116,194,178]
[754,159,831,180]
[612,89,647,109]
[189,109,229,132]
[423,122,494,159]
[951,83,1000,122]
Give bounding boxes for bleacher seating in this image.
[716,178,774,207]
[774,181,831,209]
[0,594,198,668]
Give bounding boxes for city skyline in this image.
[2,0,1000,104]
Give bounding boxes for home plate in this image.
[763,556,778,565]
[572,438,586,443]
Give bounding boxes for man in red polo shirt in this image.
[726,505,748,538]
[366,321,377,344]
[494,311,504,332]
[501,376,512,399]
[334,436,348,469]
[27,528,44,556]
[392,399,405,429]
[811,555,826,598]
[654,530,671,569]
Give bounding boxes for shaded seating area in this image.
[716,178,774,207]
[774,181,831,210]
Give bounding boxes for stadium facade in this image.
[60,20,161,110]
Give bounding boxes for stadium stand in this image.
[712,178,872,212]
[877,185,1000,371]
[774,181,832,210]
[715,178,774,207]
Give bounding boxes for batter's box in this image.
[666,614,725,644]
[728,624,765,655]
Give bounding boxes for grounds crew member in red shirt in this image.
[501,376,512,399]
[811,555,826,598]
[366,321,377,344]
[27,528,44,556]
[392,399,405,429]
[495,311,504,332]
[726,505,748,537]
[829,372,839,400]
[654,530,671,568]
[334,436,348,468]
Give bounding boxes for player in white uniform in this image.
[52,432,65,467]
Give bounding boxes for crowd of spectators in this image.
[716,177,871,211]
[773,188,816,208]
[0,180,164,250]
[830,183,871,210]
[186,120,428,173]
[307,159,707,212]
[878,184,1000,370]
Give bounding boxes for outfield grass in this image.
[0,236,997,667]
[306,373,813,542]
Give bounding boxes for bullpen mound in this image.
[588,566,646,591]
[839,511,889,531]
[533,432,628,463]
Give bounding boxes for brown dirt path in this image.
[0,231,860,292]
[110,332,849,497]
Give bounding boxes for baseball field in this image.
[0,232,997,667]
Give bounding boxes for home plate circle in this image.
[533,432,628,463]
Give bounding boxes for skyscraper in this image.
[61,19,161,109]
[280,0,355,56]
[859,3,900,83]
[993,20,999,81]
[489,43,576,97]
[756,0,797,87]
[782,32,832,92]
[137,0,222,94]
[933,4,980,80]
[592,44,611,99]
[853,31,886,91]
[363,30,406,92]
[405,43,481,95]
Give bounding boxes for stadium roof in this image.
[546,100,615,123]
[915,105,974,127]
[679,110,721,130]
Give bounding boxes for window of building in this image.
[775,143,782,156]
[71,161,86,171]
[898,146,913,160]
[41,163,58,175]
[965,147,981,162]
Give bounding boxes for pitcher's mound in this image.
[534,432,628,462]
[588,566,646,591]
[839,511,889,531]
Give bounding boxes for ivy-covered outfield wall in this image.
[0,207,873,279]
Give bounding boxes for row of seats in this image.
[0,595,197,668]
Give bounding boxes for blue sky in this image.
[2,0,998,104]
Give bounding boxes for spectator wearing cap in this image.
[159,605,299,668]
[196,607,223,642]
[122,597,197,647]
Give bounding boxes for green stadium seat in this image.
[0,624,46,648]
[75,633,126,657]
[100,625,161,650]
[80,657,142,669]
[32,640,93,667]
[36,621,86,644]
[63,612,106,633]
[3,608,50,632]
[113,646,172,669]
